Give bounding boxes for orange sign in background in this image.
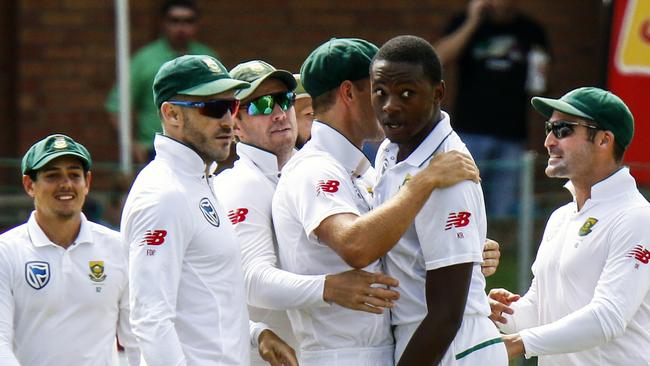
[609,0,650,185]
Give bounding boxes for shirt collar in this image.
[153,134,216,178]
[383,111,453,167]
[236,142,285,183]
[27,211,93,248]
[309,121,371,177]
[564,166,636,202]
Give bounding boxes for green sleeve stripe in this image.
[455,337,503,360]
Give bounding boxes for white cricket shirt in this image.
[373,114,492,352]
[214,142,328,363]
[501,167,650,365]
[121,134,251,366]
[0,212,139,366]
[272,121,393,353]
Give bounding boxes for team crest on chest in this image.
[200,197,220,227]
[578,217,598,236]
[89,261,107,282]
[25,261,50,290]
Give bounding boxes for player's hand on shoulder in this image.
[488,288,520,324]
[481,238,501,277]
[258,329,298,366]
[323,269,400,314]
[422,150,480,188]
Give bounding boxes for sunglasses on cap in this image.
[544,120,598,139]
[168,99,240,119]
[242,91,296,116]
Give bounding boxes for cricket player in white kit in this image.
[369,36,507,365]
[215,60,401,365]
[0,134,140,366]
[490,87,650,365]
[272,38,482,366]
[121,55,297,366]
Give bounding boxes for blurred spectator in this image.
[436,0,549,217]
[105,0,218,163]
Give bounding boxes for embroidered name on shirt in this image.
[228,208,249,224]
[628,245,650,266]
[578,217,598,236]
[445,212,471,230]
[316,180,340,195]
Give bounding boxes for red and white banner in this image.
[608,0,650,184]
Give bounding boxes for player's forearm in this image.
[337,178,436,268]
[519,305,607,357]
[245,263,326,310]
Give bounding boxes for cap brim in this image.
[28,151,90,174]
[531,97,594,120]
[179,78,251,97]
[235,70,297,100]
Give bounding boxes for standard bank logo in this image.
[200,198,220,227]
[25,261,50,290]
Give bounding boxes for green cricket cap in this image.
[229,60,296,100]
[153,55,250,108]
[22,134,92,175]
[300,38,379,99]
[532,87,634,150]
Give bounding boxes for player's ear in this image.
[23,174,36,198]
[433,80,445,102]
[339,80,354,107]
[161,101,182,129]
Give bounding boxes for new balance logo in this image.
[628,245,650,265]
[141,230,167,246]
[316,180,340,195]
[445,212,471,230]
[228,208,249,224]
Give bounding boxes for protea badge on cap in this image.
[532,87,634,150]
[229,60,297,100]
[153,55,250,108]
[22,134,92,175]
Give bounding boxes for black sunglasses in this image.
[168,99,240,119]
[241,91,296,116]
[544,120,598,139]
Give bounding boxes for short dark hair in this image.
[162,0,198,17]
[312,79,367,115]
[587,125,625,163]
[373,35,442,85]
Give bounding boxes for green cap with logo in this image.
[229,60,297,101]
[300,38,379,99]
[153,55,250,108]
[22,134,92,175]
[532,87,634,150]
